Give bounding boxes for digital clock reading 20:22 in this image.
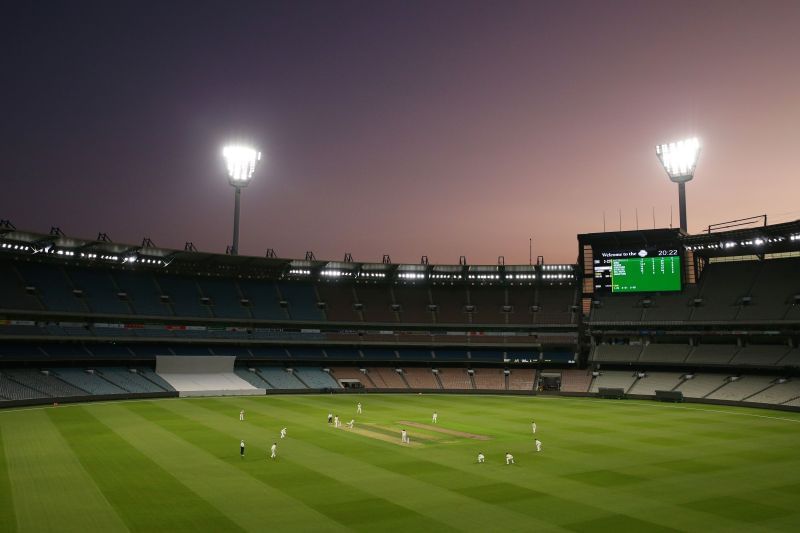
[611,254,681,293]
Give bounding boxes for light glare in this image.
[223,145,261,185]
[656,137,700,182]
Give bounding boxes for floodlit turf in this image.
[2,394,800,532]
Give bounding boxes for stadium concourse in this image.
[0,220,799,410]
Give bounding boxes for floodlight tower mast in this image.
[222,145,261,255]
[656,137,700,233]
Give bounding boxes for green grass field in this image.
[1,394,800,532]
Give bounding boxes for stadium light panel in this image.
[223,145,261,186]
[656,137,701,183]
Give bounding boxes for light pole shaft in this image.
[232,186,242,255]
[678,181,688,233]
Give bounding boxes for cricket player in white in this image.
[240,410,245,421]
[535,439,542,452]
[531,420,536,434]
[401,429,409,444]
[505,452,515,465]
[357,402,362,414]
[270,442,277,459]
[240,440,245,458]
[347,419,355,429]
[477,452,485,463]
[432,411,438,423]
[280,427,287,439]
[334,415,341,428]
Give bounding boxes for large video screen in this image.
[611,255,681,292]
[593,247,681,293]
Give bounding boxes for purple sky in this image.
[2,0,799,264]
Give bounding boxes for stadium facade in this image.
[0,219,798,409]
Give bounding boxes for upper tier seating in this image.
[17,263,87,313]
[355,285,397,323]
[393,286,433,323]
[506,286,535,324]
[735,257,800,321]
[468,286,507,325]
[113,270,173,316]
[685,344,738,365]
[0,264,43,311]
[196,278,250,319]
[431,286,468,323]
[729,344,791,366]
[690,261,761,322]
[591,343,642,362]
[156,275,211,318]
[638,343,691,363]
[236,280,287,320]
[278,283,324,321]
[66,268,132,315]
[316,283,360,322]
[536,286,576,324]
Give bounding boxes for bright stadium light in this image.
[656,137,701,233]
[222,144,261,256]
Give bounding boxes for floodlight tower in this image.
[222,144,261,256]
[656,137,701,233]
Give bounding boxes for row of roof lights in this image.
[508,274,536,280]
[288,269,311,275]
[468,274,500,280]
[687,236,791,251]
[0,243,31,251]
[541,273,574,279]
[542,265,573,271]
[398,272,425,279]
[320,270,353,277]
[360,272,387,278]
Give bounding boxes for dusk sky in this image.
[2,0,799,265]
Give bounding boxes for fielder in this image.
[270,442,277,459]
[477,452,485,464]
[535,439,542,452]
[432,411,438,423]
[240,440,245,458]
[239,409,245,421]
[401,429,409,444]
[505,452,515,465]
[347,419,355,429]
[357,402,362,414]
[531,420,536,434]
[334,415,341,428]
[280,427,287,439]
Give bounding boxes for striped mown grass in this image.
[1,394,800,532]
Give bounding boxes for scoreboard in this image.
[593,247,682,293]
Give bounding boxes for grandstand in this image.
[0,219,798,410]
